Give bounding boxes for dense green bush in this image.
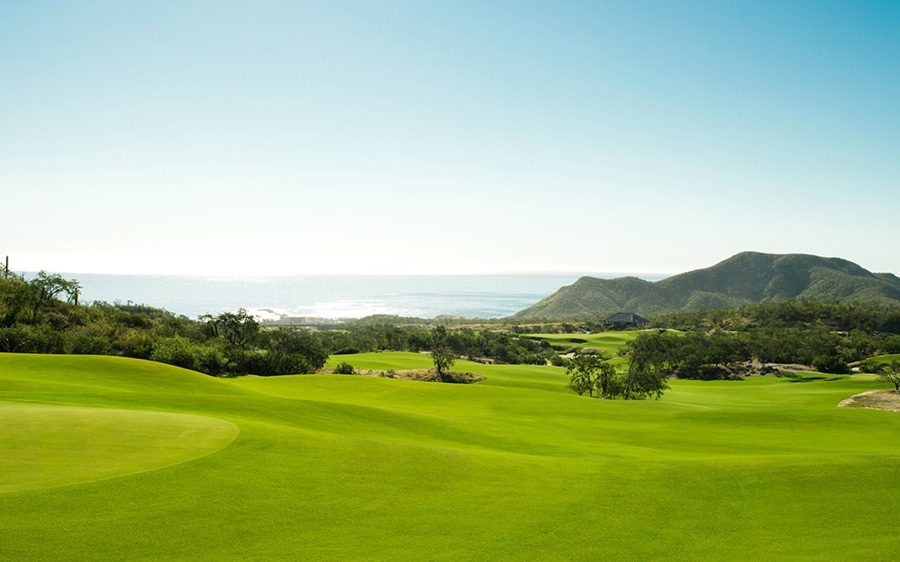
[150,337,199,371]
[333,361,355,375]
[0,269,336,377]
[811,354,851,374]
[316,321,563,367]
[115,329,156,359]
[638,301,900,372]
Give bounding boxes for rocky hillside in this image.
[514,252,900,319]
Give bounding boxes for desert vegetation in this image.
[0,270,328,376]
[516,251,900,318]
[4,267,900,390]
[0,269,561,377]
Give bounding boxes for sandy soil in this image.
[837,390,900,412]
[330,368,485,384]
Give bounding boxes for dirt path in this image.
[838,390,900,412]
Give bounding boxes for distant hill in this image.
[513,252,900,319]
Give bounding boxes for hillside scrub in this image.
[0,270,328,376]
[0,269,563,377]
[617,329,854,379]
[324,320,561,365]
[514,251,900,319]
[523,301,900,379]
[645,301,900,375]
[4,267,898,379]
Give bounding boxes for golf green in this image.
[0,403,238,493]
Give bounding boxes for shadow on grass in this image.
[779,372,849,383]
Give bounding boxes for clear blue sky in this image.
[2,1,898,276]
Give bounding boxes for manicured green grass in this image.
[863,353,900,366]
[0,403,237,493]
[1,352,898,561]
[525,330,644,355]
[326,350,436,371]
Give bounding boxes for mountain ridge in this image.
[513,252,900,319]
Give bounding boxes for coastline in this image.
[51,272,667,320]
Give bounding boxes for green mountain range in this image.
[514,252,900,319]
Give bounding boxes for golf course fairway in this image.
[1,352,898,560]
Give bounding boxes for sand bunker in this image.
[838,390,900,413]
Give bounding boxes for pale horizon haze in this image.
[2,1,898,277]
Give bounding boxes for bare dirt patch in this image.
[329,368,485,384]
[838,390,900,413]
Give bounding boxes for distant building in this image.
[603,312,647,329]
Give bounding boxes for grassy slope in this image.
[522,331,641,354]
[1,353,899,561]
[864,353,900,366]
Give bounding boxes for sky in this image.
[2,0,898,277]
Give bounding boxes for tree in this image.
[623,336,671,400]
[595,359,621,398]
[27,271,79,323]
[877,360,900,391]
[430,326,457,381]
[64,279,82,306]
[624,359,670,400]
[566,354,600,396]
[566,354,624,398]
[204,309,259,349]
[0,273,31,327]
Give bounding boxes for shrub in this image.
[333,361,355,375]
[115,329,156,359]
[197,344,230,376]
[0,325,61,353]
[65,332,113,355]
[811,354,851,374]
[150,337,199,371]
[859,360,882,374]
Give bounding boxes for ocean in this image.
[53,273,665,320]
